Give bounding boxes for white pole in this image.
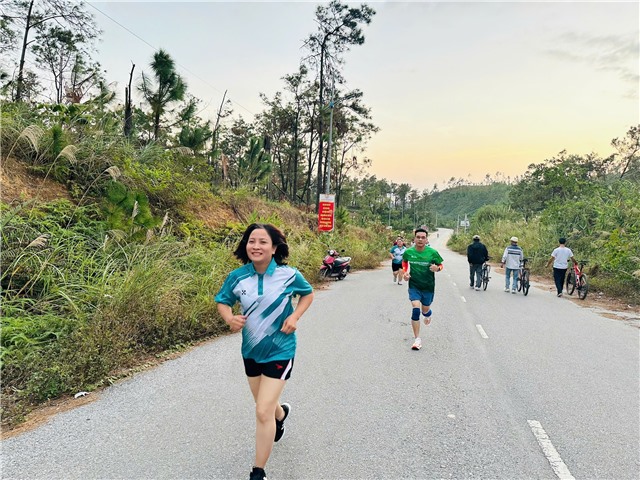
[324,74,335,195]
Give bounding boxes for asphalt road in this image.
[2,229,639,480]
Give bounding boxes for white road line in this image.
[475,324,488,338]
[527,420,575,480]
[461,296,466,302]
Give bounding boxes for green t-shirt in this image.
[402,246,444,292]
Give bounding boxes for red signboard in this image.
[318,194,335,232]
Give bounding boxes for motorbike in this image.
[319,249,351,280]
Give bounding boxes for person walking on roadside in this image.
[545,237,577,297]
[467,234,489,291]
[215,223,314,480]
[501,236,524,294]
[390,237,407,285]
[402,227,444,350]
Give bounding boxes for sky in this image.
[88,0,639,192]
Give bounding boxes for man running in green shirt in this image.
[402,227,444,350]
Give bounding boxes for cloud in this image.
[547,32,639,88]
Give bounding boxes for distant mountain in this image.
[431,183,511,225]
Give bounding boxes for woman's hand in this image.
[281,315,298,334]
[217,303,246,332]
[227,314,247,332]
[281,292,313,334]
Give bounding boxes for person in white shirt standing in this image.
[501,236,524,294]
[545,237,578,297]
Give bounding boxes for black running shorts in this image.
[391,262,402,272]
[243,357,294,380]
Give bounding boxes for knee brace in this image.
[423,309,432,318]
[411,307,420,321]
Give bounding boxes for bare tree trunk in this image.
[306,126,315,207]
[210,90,227,187]
[124,63,135,137]
[56,52,64,103]
[153,110,161,141]
[15,0,35,102]
[211,90,227,152]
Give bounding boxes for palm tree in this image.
[139,49,186,141]
[236,138,272,189]
[179,124,213,156]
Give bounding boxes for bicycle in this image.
[481,261,491,290]
[566,260,589,300]
[517,258,531,296]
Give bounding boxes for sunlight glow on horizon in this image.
[87,1,639,192]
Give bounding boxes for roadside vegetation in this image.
[0,98,389,429]
[0,190,386,428]
[447,134,640,304]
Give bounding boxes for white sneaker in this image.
[511,289,517,294]
[474,286,480,291]
[411,337,422,350]
[504,287,510,292]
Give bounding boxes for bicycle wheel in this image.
[577,274,589,300]
[517,274,522,292]
[482,265,490,290]
[522,271,530,296]
[566,271,576,295]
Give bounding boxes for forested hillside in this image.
[431,183,511,227]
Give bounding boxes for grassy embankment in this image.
[0,105,390,429]
[1,189,389,429]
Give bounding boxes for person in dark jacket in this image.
[467,234,489,291]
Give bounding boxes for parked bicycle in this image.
[481,261,491,290]
[517,258,531,296]
[566,260,589,300]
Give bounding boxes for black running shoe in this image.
[249,467,268,480]
[274,403,291,442]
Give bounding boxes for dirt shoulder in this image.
[494,266,640,327]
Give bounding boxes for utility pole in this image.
[324,97,335,194]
